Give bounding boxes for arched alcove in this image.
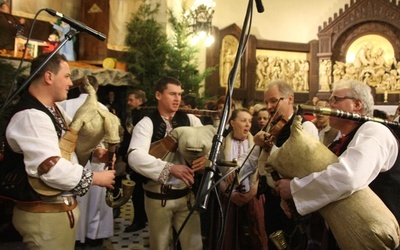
[317,0,400,104]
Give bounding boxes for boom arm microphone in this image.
[255,0,265,13]
[45,8,106,41]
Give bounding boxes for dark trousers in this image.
[130,171,147,224]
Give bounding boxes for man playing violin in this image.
[239,79,318,250]
[126,76,206,250]
[275,79,400,249]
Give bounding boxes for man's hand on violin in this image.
[254,130,276,149]
[254,130,268,147]
[275,178,292,200]
[170,164,195,187]
[191,155,208,172]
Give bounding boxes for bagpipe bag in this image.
[266,115,400,249]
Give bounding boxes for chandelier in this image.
[186,0,216,47]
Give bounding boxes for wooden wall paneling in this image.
[244,34,257,106]
[207,24,313,105]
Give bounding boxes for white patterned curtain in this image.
[108,0,141,51]
[11,0,80,22]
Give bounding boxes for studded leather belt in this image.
[16,197,77,213]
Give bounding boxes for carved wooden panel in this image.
[252,40,312,104]
[79,0,109,62]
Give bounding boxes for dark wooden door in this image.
[79,0,109,62]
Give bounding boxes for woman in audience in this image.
[217,108,268,250]
[256,108,270,132]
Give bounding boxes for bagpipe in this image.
[264,105,400,249]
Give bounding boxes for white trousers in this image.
[145,191,203,250]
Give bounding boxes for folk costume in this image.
[127,110,203,250]
[6,92,92,249]
[217,132,268,250]
[296,121,400,249]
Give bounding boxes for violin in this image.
[262,114,289,153]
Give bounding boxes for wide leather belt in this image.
[16,198,77,213]
[145,188,189,200]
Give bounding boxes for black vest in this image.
[275,115,306,147]
[11,92,64,138]
[128,110,191,183]
[0,92,62,202]
[331,123,400,223]
[6,91,63,157]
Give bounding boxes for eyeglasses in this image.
[265,97,285,106]
[328,95,357,105]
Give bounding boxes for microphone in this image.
[195,134,222,212]
[45,8,106,41]
[195,167,215,212]
[255,0,265,13]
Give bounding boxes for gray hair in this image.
[265,79,294,97]
[333,79,374,116]
[129,89,147,103]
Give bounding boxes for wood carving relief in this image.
[319,59,332,92]
[317,0,400,103]
[206,0,400,105]
[219,35,240,88]
[255,50,309,92]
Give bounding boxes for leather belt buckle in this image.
[161,184,172,194]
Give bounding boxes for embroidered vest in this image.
[148,110,190,143]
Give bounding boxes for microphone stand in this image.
[1,29,80,113]
[194,0,259,248]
